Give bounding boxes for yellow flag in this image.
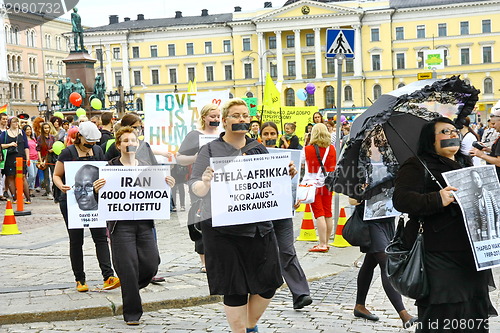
[192,77,197,92]
[263,73,280,111]
[187,80,193,92]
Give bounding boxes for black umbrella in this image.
[333,76,480,200]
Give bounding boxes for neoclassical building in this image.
[82,0,499,120]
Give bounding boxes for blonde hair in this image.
[310,123,331,147]
[199,103,220,130]
[221,98,248,118]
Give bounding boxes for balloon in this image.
[90,98,102,110]
[305,83,316,95]
[69,92,82,107]
[53,111,64,119]
[76,108,86,117]
[340,115,347,123]
[52,141,66,155]
[296,89,308,101]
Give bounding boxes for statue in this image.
[93,75,106,106]
[55,79,64,107]
[71,7,85,51]
[74,79,86,105]
[63,77,74,109]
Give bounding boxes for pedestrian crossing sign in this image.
[326,29,355,58]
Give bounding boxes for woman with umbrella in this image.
[393,117,497,331]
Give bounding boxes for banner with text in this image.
[210,153,293,227]
[98,165,171,221]
[261,106,318,146]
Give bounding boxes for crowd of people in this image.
[3,98,500,332]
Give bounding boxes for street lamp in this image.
[107,84,135,117]
[245,50,276,105]
[37,102,47,119]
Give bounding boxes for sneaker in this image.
[180,206,186,211]
[42,192,48,196]
[76,281,88,292]
[35,187,41,192]
[47,194,54,200]
[103,276,121,290]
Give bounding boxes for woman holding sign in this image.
[190,98,297,333]
[94,126,175,326]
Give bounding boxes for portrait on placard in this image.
[364,187,400,220]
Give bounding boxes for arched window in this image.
[136,98,143,111]
[306,93,315,106]
[228,93,234,99]
[11,57,16,72]
[285,88,295,106]
[373,84,382,100]
[4,26,8,44]
[9,27,14,44]
[245,91,253,98]
[344,86,353,101]
[14,27,18,44]
[324,86,335,108]
[6,55,10,71]
[397,82,405,89]
[18,83,23,100]
[484,78,493,94]
[13,83,18,99]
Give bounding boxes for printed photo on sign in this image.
[199,134,218,148]
[442,165,500,270]
[209,153,293,227]
[98,165,171,221]
[268,148,300,215]
[364,188,401,220]
[66,161,107,229]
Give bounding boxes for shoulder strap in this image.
[314,144,329,176]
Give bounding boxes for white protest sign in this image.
[267,148,300,215]
[209,153,293,227]
[442,165,500,270]
[66,161,108,229]
[199,134,218,147]
[98,165,171,221]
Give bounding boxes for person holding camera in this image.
[459,117,482,166]
[470,104,500,178]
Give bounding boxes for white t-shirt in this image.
[461,131,482,166]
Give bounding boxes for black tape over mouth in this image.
[265,139,277,146]
[440,138,461,148]
[209,121,220,127]
[232,123,250,131]
[126,146,137,152]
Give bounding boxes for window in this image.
[245,92,254,98]
[306,93,314,106]
[224,65,232,80]
[244,63,252,79]
[286,35,294,48]
[270,63,277,78]
[443,49,449,67]
[460,21,469,35]
[242,38,251,51]
[223,40,231,53]
[114,71,122,86]
[372,54,381,71]
[136,98,143,111]
[186,43,194,55]
[325,86,335,108]
[482,20,491,33]
[395,27,404,40]
[344,86,353,101]
[398,82,406,89]
[13,27,18,45]
[113,47,120,59]
[306,33,314,47]
[373,84,382,100]
[345,59,354,73]
[132,46,139,58]
[438,23,447,37]
[396,53,405,69]
[151,69,159,85]
[168,44,175,57]
[133,71,141,86]
[150,45,158,58]
[287,60,295,76]
[18,83,23,100]
[417,25,425,39]
[206,66,214,81]
[483,46,492,63]
[417,51,424,68]
[371,28,379,42]
[285,88,295,106]
[96,48,103,62]
[269,36,276,49]
[187,67,195,82]
[169,68,177,84]
[460,48,470,65]
[327,58,335,74]
[306,59,315,78]
[484,78,493,94]
[205,42,212,54]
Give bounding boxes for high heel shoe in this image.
[403,316,418,329]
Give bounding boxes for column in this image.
[314,28,323,79]
[294,29,302,80]
[0,11,9,83]
[257,32,264,84]
[121,42,130,90]
[353,25,362,77]
[275,31,283,81]
[105,44,113,93]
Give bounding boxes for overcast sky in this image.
[61,0,270,27]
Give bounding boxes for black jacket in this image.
[393,153,471,252]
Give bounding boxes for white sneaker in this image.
[47,194,54,200]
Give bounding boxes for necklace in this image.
[8,128,19,137]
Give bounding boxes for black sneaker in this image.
[293,295,313,309]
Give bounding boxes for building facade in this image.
[81,0,500,121]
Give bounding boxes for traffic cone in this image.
[295,203,305,212]
[0,200,21,235]
[331,207,350,247]
[296,204,319,241]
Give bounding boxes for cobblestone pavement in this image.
[1,267,499,332]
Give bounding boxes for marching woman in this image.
[94,126,175,325]
[189,98,297,332]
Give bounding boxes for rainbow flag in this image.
[0,104,7,113]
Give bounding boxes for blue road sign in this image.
[326,29,355,58]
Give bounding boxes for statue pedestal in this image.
[63,51,96,110]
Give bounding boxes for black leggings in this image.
[356,252,405,313]
[223,289,276,307]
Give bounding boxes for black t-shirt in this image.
[490,138,500,178]
[178,130,202,157]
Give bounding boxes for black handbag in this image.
[385,216,429,300]
[187,198,203,241]
[342,203,371,247]
[313,145,335,192]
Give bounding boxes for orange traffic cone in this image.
[0,200,21,235]
[296,204,319,241]
[331,207,350,247]
[295,203,305,212]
